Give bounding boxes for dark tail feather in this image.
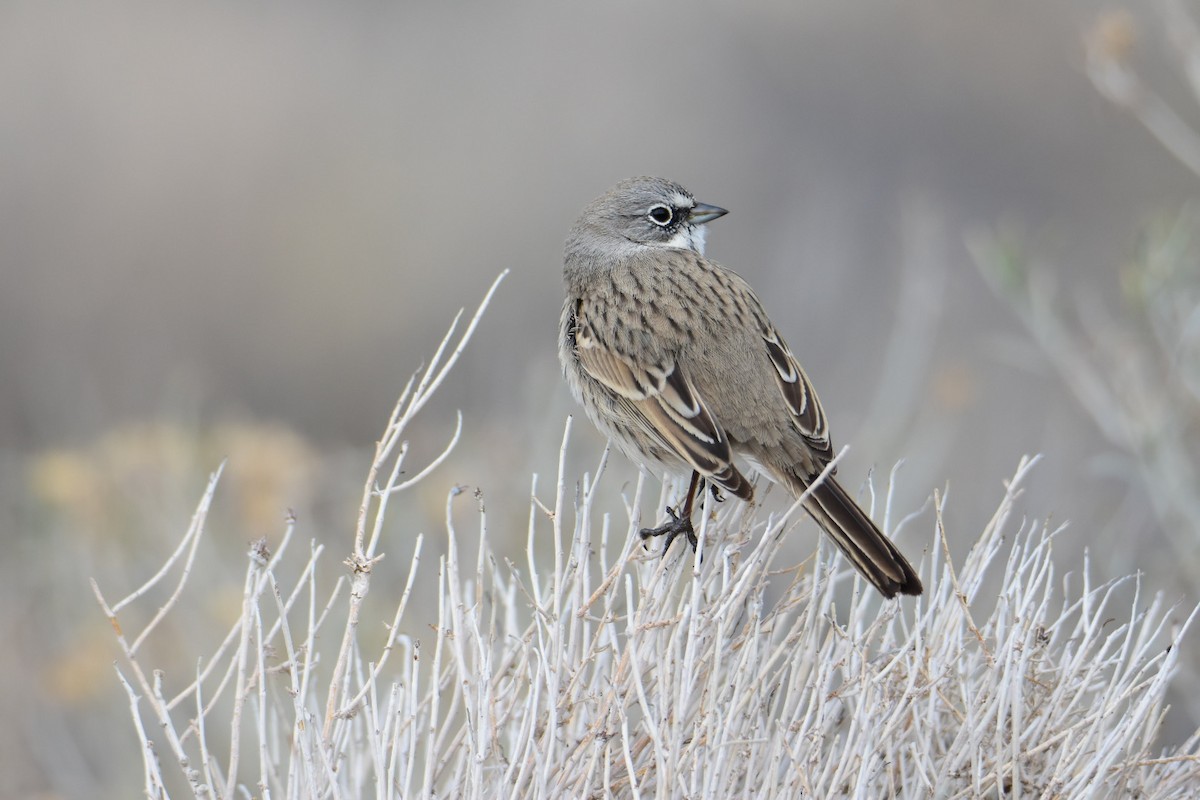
[792,474,923,598]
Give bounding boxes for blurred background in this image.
[4,1,1200,796]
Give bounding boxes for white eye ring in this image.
[648,204,674,226]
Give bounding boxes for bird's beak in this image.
[689,202,728,225]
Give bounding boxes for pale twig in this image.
[192,657,216,797]
[335,533,424,717]
[169,514,300,713]
[91,466,227,797]
[322,272,507,752]
[252,589,270,800]
[934,489,991,664]
[110,462,225,617]
[226,539,270,798]
[115,667,167,799]
[380,411,463,498]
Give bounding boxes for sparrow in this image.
[558,177,922,598]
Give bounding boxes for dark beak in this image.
[689,202,728,224]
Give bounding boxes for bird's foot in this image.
[639,505,697,555]
[709,483,725,503]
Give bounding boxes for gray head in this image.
[565,177,728,267]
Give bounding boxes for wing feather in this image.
[573,304,752,500]
[762,328,833,462]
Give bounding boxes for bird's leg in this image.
[709,482,724,502]
[639,471,701,554]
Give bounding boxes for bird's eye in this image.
[648,205,674,226]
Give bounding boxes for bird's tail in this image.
[789,472,922,598]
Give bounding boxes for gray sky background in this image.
[4,1,1194,557]
[1,1,1190,442]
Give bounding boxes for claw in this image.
[638,471,703,557]
[639,505,698,555]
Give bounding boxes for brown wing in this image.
[761,326,834,466]
[573,307,753,500]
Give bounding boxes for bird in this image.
[558,176,922,598]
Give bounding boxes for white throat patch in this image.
[665,225,707,255]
